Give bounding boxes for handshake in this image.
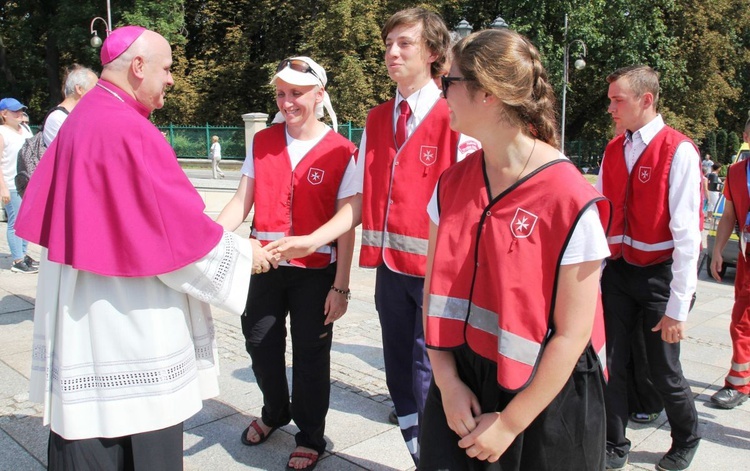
[250,235,319,275]
[250,239,278,275]
[250,236,318,275]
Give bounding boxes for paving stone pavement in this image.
[1,170,749,470]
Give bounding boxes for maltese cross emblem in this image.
[420,145,438,166]
[308,167,325,185]
[638,166,651,184]
[510,208,538,239]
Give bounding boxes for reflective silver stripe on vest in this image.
[466,303,500,336]
[361,229,384,248]
[622,235,674,251]
[732,361,750,373]
[467,303,541,367]
[726,375,750,386]
[362,229,429,256]
[428,296,542,368]
[608,234,674,252]
[498,328,542,367]
[384,232,429,256]
[253,230,286,240]
[427,295,469,321]
[253,230,331,254]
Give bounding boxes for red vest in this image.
[252,125,356,268]
[727,159,750,230]
[360,98,459,277]
[426,153,610,392]
[602,126,699,266]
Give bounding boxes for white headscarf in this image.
[270,56,338,131]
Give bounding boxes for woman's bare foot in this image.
[244,417,272,444]
[287,445,319,470]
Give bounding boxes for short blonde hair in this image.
[211,135,219,142]
[607,65,660,109]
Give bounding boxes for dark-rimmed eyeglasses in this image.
[276,58,322,85]
[441,76,472,99]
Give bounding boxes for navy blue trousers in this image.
[374,265,432,465]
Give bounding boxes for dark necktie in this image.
[395,100,411,149]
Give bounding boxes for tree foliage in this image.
[716,128,728,163]
[0,0,748,142]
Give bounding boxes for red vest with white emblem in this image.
[602,126,699,266]
[727,159,750,233]
[426,153,610,392]
[253,124,356,268]
[360,98,459,277]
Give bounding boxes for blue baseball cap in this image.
[0,98,27,112]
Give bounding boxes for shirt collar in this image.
[395,80,441,121]
[628,114,664,146]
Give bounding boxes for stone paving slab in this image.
[0,309,34,361]
[0,428,45,471]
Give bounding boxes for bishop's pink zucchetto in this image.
[100,26,147,66]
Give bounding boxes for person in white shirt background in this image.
[42,64,98,147]
[210,135,224,179]
[0,97,35,273]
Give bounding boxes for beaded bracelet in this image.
[330,285,351,301]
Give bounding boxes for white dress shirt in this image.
[353,80,478,193]
[596,115,701,321]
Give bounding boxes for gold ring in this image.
[254,267,261,274]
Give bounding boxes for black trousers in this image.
[626,316,664,415]
[602,258,700,455]
[241,264,336,455]
[419,346,605,471]
[47,423,183,471]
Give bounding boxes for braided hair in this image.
[452,29,560,148]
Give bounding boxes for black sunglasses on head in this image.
[276,58,322,84]
[441,75,472,99]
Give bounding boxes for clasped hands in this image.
[250,239,279,275]
[251,236,320,275]
[440,379,520,463]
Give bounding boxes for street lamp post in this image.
[454,19,473,39]
[560,14,587,153]
[454,13,509,40]
[89,0,113,48]
[489,15,509,29]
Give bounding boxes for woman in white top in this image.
[0,97,35,273]
[217,56,357,471]
[419,29,609,470]
[209,135,224,179]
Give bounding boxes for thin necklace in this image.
[516,139,536,182]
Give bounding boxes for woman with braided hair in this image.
[420,29,609,470]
